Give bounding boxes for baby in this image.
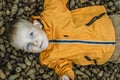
[6,0,120,80]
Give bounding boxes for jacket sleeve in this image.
[43,0,69,13]
[44,59,74,80]
[30,0,69,21]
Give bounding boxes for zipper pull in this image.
[63,35,69,37]
[86,12,105,26]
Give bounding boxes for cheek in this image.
[34,31,42,37]
[35,31,45,40]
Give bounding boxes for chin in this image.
[42,40,49,51]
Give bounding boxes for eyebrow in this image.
[23,44,27,50]
[21,28,29,50]
[25,43,28,49]
[22,26,34,50]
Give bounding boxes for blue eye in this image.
[26,43,31,49]
[30,32,34,38]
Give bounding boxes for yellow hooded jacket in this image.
[31,0,116,79]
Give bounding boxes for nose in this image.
[33,40,38,46]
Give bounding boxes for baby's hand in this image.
[59,75,71,80]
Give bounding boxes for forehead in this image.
[13,22,34,49]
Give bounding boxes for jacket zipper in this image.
[49,39,116,45]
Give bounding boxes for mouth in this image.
[40,41,43,48]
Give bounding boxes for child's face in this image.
[13,20,49,53]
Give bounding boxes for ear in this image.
[33,20,43,29]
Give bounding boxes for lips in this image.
[40,41,43,48]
